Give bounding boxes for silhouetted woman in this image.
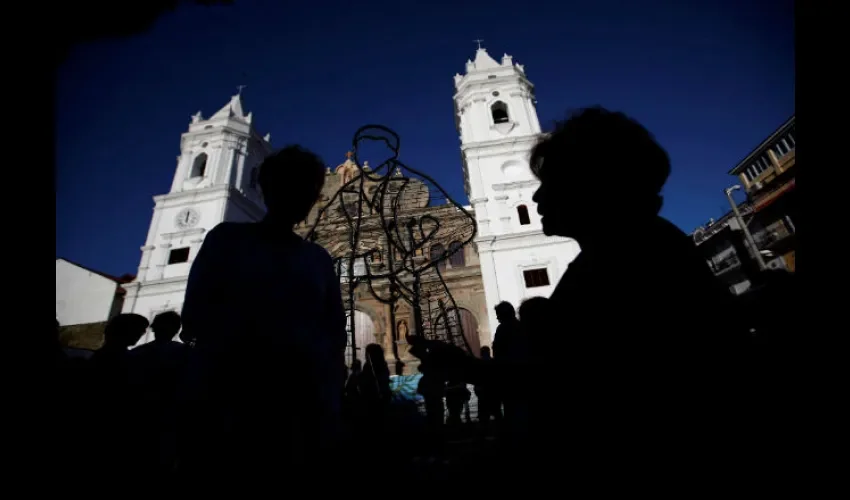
[359,343,391,413]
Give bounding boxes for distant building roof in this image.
[56,257,135,295]
[729,115,795,176]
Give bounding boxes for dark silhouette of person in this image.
[528,106,750,478]
[343,358,363,422]
[518,297,550,341]
[491,301,528,441]
[87,313,150,481]
[355,344,393,466]
[179,324,197,347]
[474,346,501,430]
[445,374,471,428]
[180,145,347,482]
[359,343,392,410]
[128,311,189,477]
[491,302,523,362]
[90,313,150,379]
[417,361,446,432]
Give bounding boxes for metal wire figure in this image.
[305,125,477,367]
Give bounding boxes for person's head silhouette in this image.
[103,313,149,349]
[494,301,516,324]
[519,297,550,323]
[258,145,326,227]
[350,358,362,374]
[530,107,670,245]
[365,343,385,367]
[151,310,181,342]
[480,345,491,359]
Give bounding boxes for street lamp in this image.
[725,185,766,270]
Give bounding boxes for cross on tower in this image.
[236,84,247,96]
[345,151,354,159]
[473,39,484,50]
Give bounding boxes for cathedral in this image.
[121,46,580,365]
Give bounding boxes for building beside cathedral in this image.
[119,46,579,360]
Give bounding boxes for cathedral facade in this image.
[122,47,579,363]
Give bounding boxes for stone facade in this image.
[294,154,490,372]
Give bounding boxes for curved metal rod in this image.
[305,124,478,361]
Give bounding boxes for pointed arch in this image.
[190,153,208,178]
[346,310,378,365]
[491,101,509,124]
[448,241,465,267]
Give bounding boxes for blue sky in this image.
[56,0,795,277]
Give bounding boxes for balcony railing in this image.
[709,254,740,274]
[752,220,793,248]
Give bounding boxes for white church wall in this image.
[124,93,270,346]
[477,236,580,336]
[454,47,581,334]
[56,259,120,326]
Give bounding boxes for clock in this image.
[175,208,200,229]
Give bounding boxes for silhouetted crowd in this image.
[49,107,791,489]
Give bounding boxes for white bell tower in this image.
[122,91,272,342]
[454,45,580,338]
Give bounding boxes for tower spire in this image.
[236,84,247,96]
[473,39,484,50]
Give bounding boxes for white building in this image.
[114,45,578,347]
[56,258,130,326]
[121,93,271,343]
[453,47,581,337]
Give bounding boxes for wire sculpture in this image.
[304,125,477,367]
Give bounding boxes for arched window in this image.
[448,241,465,267]
[190,153,208,178]
[491,101,509,124]
[346,310,377,365]
[430,243,447,272]
[517,204,531,225]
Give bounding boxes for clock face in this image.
[175,208,200,229]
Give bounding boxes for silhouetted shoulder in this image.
[204,221,256,242]
[300,238,336,265]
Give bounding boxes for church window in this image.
[523,268,550,288]
[491,101,509,124]
[448,241,465,267]
[372,249,382,264]
[249,168,258,189]
[430,244,447,273]
[517,204,531,225]
[168,247,190,265]
[191,153,208,178]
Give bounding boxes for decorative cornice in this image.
[492,179,539,191]
[161,228,206,240]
